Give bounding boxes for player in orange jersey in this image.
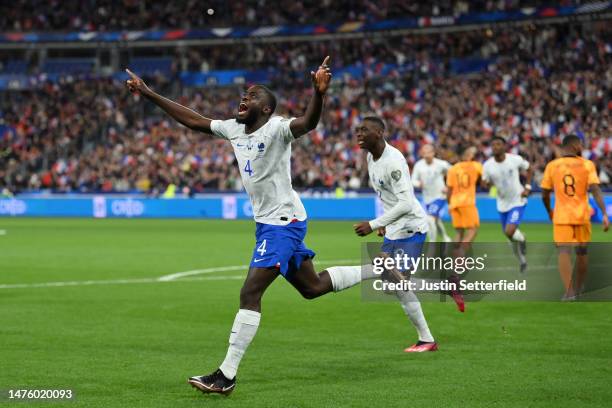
[541,135,609,300]
[446,146,483,245]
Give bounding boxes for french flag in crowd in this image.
[538,122,556,137]
[410,88,424,100]
[424,130,437,143]
[500,75,512,91]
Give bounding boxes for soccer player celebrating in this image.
[126,59,367,395]
[412,144,452,243]
[482,136,533,272]
[352,117,438,352]
[540,135,609,300]
[446,147,483,246]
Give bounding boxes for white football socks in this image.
[396,289,434,342]
[512,229,525,242]
[327,265,363,291]
[427,216,438,241]
[219,309,261,380]
[436,217,451,242]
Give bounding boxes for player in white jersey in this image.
[350,117,465,351]
[482,136,533,272]
[127,59,373,395]
[412,145,452,243]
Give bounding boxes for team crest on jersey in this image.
[391,169,402,181]
[253,141,266,160]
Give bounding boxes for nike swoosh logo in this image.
[236,143,244,147]
[253,258,265,262]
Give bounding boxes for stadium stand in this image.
[0,3,610,194]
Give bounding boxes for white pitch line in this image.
[158,265,248,282]
[157,258,360,281]
[0,258,361,290]
[0,275,244,290]
[0,229,6,236]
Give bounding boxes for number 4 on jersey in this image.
[244,160,253,176]
[257,239,267,256]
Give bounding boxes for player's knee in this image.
[504,224,516,238]
[239,285,262,308]
[299,284,323,300]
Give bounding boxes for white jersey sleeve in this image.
[275,117,296,144]
[210,119,232,140]
[482,160,493,183]
[368,145,428,238]
[516,154,530,171]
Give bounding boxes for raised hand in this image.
[125,68,151,95]
[311,56,332,95]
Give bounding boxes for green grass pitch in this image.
[1,218,611,407]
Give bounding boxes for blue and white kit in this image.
[210,117,315,277]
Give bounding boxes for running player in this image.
[351,117,437,352]
[127,58,373,395]
[446,147,482,246]
[412,144,452,243]
[482,136,533,272]
[540,135,609,300]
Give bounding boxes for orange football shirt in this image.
[540,156,599,225]
[447,161,483,209]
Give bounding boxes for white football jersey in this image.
[482,153,530,212]
[412,158,451,203]
[210,116,306,225]
[368,143,428,240]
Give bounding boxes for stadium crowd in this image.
[0,0,587,32]
[0,23,610,194]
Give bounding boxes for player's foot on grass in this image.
[188,369,236,396]
[404,341,438,352]
[447,274,465,312]
[518,240,527,274]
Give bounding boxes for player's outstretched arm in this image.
[125,69,213,134]
[589,184,610,232]
[290,56,332,138]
